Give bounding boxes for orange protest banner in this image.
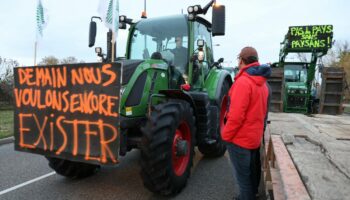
[14,63,122,165]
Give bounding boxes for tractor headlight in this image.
[193,5,202,13]
[188,13,195,21]
[197,39,205,48]
[119,15,126,22]
[95,47,102,54]
[187,6,194,13]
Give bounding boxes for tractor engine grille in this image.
[287,95,306,108]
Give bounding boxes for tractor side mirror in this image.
[212,4,225,36]
[212,58,224,68]
[89,21,97,47]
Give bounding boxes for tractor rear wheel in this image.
[140,100,195,195]
[198,80,230,157]
[46,157,100,179]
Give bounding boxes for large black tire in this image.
[46,157,100,179]
[140,100,196,195]
[198,81,230,157]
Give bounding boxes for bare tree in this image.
[0,57,18,104]
[322,40,350,101]
[39,56,84,65]
[39,56,60,65]
[322,40,349,67]
[60,56,78,64]
[339,51,350,101]
[297,53,308,62]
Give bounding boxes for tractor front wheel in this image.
[140,100,195,195]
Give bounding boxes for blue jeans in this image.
[227,143,261,200]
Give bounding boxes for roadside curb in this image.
[0,136,14,146]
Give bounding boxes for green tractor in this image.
[279,62,310,113]
[270,25,333,114]
[46,1,231,195]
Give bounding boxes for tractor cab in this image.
[128,15,189,74]
[126,14,219,89]
[284,63,308,83]
[126,15,190,88]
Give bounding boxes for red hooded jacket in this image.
[221,62,271,149]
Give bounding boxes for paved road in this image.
[0,143,237,200]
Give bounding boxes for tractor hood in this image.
[118,59,144,85]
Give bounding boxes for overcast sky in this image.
[0,0,349,69]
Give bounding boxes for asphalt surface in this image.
[0,143,238,200]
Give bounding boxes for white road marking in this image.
[0,172,56,196]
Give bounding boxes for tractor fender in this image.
[204,69,233,105]
[158,89,197,117]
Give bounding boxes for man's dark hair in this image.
[239,46,259,65]
[241,56,258,65]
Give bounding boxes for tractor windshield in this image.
[129,15,189,74]
[284,64,307,83]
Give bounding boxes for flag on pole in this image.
[98,0,119,34]
[36,0,48,41]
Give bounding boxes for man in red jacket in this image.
[222,47,271,200]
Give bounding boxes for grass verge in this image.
[345,106,350,114]
[0,109,14,139]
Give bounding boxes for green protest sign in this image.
[288,25,333,50]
